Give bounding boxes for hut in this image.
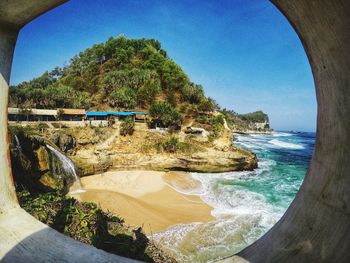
[60,109,86,121]
[86,111,140,121]
[8,108,57,122]
[133,111,148,122]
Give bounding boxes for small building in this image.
[8,108,57,122]
[86,111,148,122]
[86,111,109,121]
[133,112,148,122]
[60,109,86,121]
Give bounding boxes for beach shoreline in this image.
[68,170,214,234]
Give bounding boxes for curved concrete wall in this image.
[0,0,349,262]
[225,1,350,262]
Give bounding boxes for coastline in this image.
[69,170,214,234]
[233,130,273,135]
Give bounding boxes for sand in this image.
[69,171,214,234]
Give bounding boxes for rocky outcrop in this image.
[68,124,258,175]
[9,123,258,180]
[50,132,76,153]
[108,148,257,173]
[9,128,62,191]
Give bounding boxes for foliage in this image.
[56,109,64,120]
[17,190,176,262]
[152,135,202,155]
[8,36,214,122]
[238,110,269,123]
[181,83,205,104]
[110,87,137,109]
[120,117,135,136]
[149,101,183,129]
[195,114,225,140]
[197,97,218,112]
[8,35,270,132]
[157,136,179,153]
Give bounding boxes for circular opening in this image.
[4,1,324,262]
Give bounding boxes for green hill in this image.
[9,35,270,132]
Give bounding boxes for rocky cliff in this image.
[8,126,82,192]
[43,122,257,175]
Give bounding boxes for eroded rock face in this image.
[107,148,257,173]
[9,130,61,191]
[35,145,50,173]
[50,132,76,154]
[68,124,258,175]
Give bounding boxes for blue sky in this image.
[10,0,316,132]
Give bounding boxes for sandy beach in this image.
[69,171,214,234]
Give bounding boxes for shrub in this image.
[238,110,269,123]
[17,190,175,262]
[162,136,179,153]
[149,101,183,129]
[110,87,137,109]
[120,117,135,136]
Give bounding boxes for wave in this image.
[269,139,304,150]
[152,132,312,262]
[272,132,293,137]
[153,170,282,262]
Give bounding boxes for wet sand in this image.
[69,171,213,234]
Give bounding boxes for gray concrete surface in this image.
[0,1,140,262]
[0,208,139,263]
[1,0,350,262]
[220,0,350,262]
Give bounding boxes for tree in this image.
[198,97,217,113]
[8,36,218,120]
[181,83,205,104]
[19,108,32,121]
[56,109,64,129]
[120,117,135,136]
[149,101,183,129]
[110,87,136,109]
[160,60,189,92]
[239,111,269,123]
[136,78,161,107]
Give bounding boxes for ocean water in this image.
[152,131,315,263]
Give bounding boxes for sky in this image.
[10,0,316,132]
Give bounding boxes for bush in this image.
[110,87,137,109]
[238,110,269,123]
[120,117,135,136]
[162,136,179,153]
[149,101,183,129]
[17,190,176,262]
[155,136,180,153]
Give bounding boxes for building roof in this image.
[8,108,57,116]
[86,111,148,117]
[61,109,86,115]
[86,112,109,117]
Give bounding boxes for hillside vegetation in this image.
[9,35,269,132]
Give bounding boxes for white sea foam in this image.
[153,170,282,262]
[164,182,205,196]
[272,132,293,137]
[269,139,304,149]
[152,132,310,262]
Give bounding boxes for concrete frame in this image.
[0,0,349,262]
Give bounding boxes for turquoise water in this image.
[153,131,315,263]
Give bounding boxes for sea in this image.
[152,131,316,263]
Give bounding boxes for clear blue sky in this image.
[10,0,316,132]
